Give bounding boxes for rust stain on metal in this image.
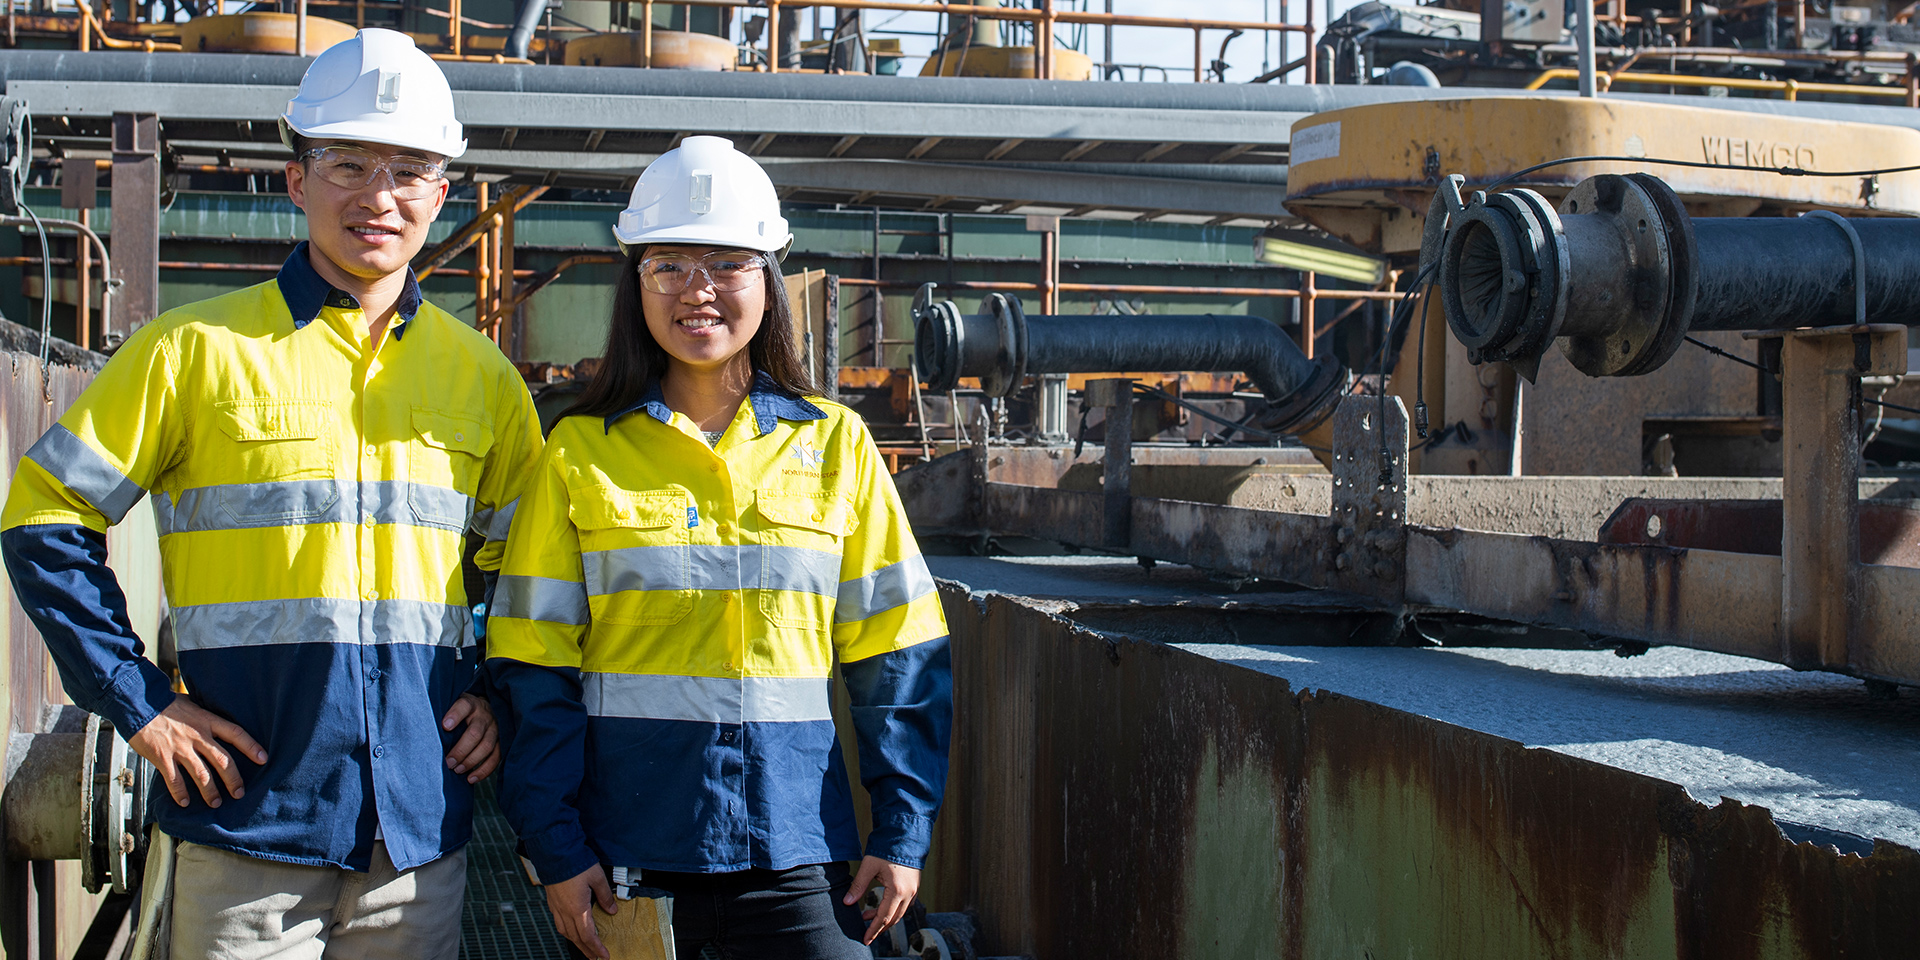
[1603,497,1920,568]
[925,585,1920,958]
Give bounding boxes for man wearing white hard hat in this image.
[0,28,543,958]
[488,136,952,958]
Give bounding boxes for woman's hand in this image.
[440,693,500,783]
[545,864,617,959]
[844,855,921,945]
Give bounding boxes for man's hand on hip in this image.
[441,693,499,783]
[845,855,921,945]
[128,694,268,809]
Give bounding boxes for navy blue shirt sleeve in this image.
[2,523,176,737]
[487,656,601,883]
[841,636,953,868]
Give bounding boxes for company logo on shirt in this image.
[789,442,826,466]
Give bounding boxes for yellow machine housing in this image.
[918,45,1093,80]
[565,29,738,69]
[1285,97,1920,255]
[175,13,355,54]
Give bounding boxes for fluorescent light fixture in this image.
[1256,234,1386,286]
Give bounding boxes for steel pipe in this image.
[3,710,151,895]
[912,283,1345,435]
[1437,171,1920,378]
[505,0,548,61]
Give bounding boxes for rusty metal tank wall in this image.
[923,583,1920,958]
[0,321,158,955]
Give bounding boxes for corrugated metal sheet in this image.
[0,328,131,958]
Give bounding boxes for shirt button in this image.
[709,463,721,473]
[721,592,734,604]
[362,515,375,528]
[719,730,737,745]
[372,745,385,758]
[453,432,465,443]
[364,445,377,457]
[363,589,378,602]
[368,668,383,682]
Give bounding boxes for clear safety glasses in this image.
[638,252,769,295]
[300,146,448,200]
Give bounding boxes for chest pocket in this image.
[212,399,339,524]
[410,409,492,530]
[572,488,693,626]
[756,491,852,629]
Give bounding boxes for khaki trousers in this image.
[164,838,467,960]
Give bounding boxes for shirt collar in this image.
[605,371,827,435]
[276,241,424,340]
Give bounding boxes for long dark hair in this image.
[563,246,820,420]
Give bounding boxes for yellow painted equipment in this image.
[175,13,355,55]
[918,45,1093,80]
[1285,97,1920,254]
[565,30,736,70]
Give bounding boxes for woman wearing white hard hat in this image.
[488,137,953,958]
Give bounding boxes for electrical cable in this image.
[1865,395,1920,417]
[1483,154,1920,193]
[1687,334,1920,416]
[1408,275,1436,438]
[19,201,53,402]
[1684,335,1766,370]
[1131,382,1281,440]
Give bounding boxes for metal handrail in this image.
[1524,67,1915,102]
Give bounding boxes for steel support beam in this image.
[109,112,157,341]
[1767,324,1905,670]
[1089,378,1133,550]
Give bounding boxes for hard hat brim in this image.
[283,118,467,160]
[611,221,793,255]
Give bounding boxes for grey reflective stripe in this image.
[582,673,832,723]
[171,597,471,651]
[151,491,176,536]
[582,544,840,597]
[493,575,590,625]
[155,480,472,534]
[24,424,145,523]
[476,498,518,543]
[836,555,937,623]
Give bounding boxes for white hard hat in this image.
[613,136,792,256]
[280,28,466,159]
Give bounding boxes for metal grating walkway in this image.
[461,780,575,960]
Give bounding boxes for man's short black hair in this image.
[290,133,316,161]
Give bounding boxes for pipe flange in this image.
[1615,172,1697,377]
[1440,188,1563,366]
[1505,187,1571,353]
[1555,174,1681,377]
[979,293,1028,398]
[912,283,964,393]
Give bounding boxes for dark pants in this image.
[637,863,870,960]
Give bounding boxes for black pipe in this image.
[506,0,549,61]
[1687,218,1920,331]
[1021,313,1321,402]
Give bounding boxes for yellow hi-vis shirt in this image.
[486,374,951,878]
[0,246,545,871]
